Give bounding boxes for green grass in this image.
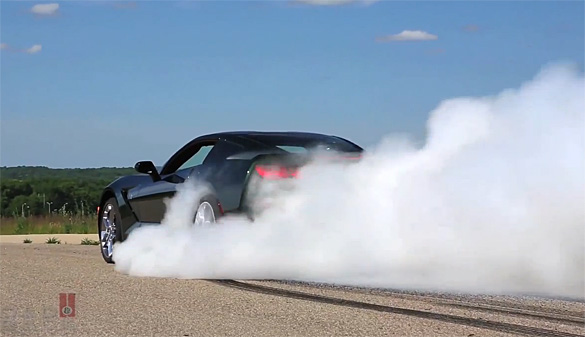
[81,237,100,245]
[0,215,97,235]
[45,236,61,244]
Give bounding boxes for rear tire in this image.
[99,197,122,264]
[193,196,221,226]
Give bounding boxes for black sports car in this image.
[97,131,363,263]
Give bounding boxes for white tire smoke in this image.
[113,63,585,299]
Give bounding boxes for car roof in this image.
[223,131,360,149]
[204,131,334,139]
[199,131,353,146]
[161,131,362,174]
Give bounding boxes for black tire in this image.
[99,197,122,264]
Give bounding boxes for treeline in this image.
[1,166,134,217]
[1,166,135,180]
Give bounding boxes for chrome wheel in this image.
[100,203,117,259]
[194,201,216,226]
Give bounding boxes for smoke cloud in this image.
[113,62,585,299]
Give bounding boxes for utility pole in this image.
[21,203,28,218]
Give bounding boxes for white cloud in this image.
[31,3,59,15]
[376,30,438,42]
[295,0,378,6]
[0,43,42,54]
[26,45,42,54]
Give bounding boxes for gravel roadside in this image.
[1,243,582,337]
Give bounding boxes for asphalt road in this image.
[1,243,583,337]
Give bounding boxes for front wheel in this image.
[99,198,122,264]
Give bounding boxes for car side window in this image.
[202,140,246,166]
[177,145,214,171]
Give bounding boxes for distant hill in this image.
[0,166,135,181]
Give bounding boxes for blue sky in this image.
[1,0,583,168]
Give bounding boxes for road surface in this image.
[1,243,583,337]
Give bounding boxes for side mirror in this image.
[134,161,161,182]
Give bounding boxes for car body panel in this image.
[98,131,363,241]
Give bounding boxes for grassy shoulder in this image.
[1,234,100,245]
[0,215,98,235]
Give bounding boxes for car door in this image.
[127,141,216,224]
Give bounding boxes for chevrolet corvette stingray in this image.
[97,131,363,263]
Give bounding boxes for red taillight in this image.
[341,154,362,160]
[255,165,299,179]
